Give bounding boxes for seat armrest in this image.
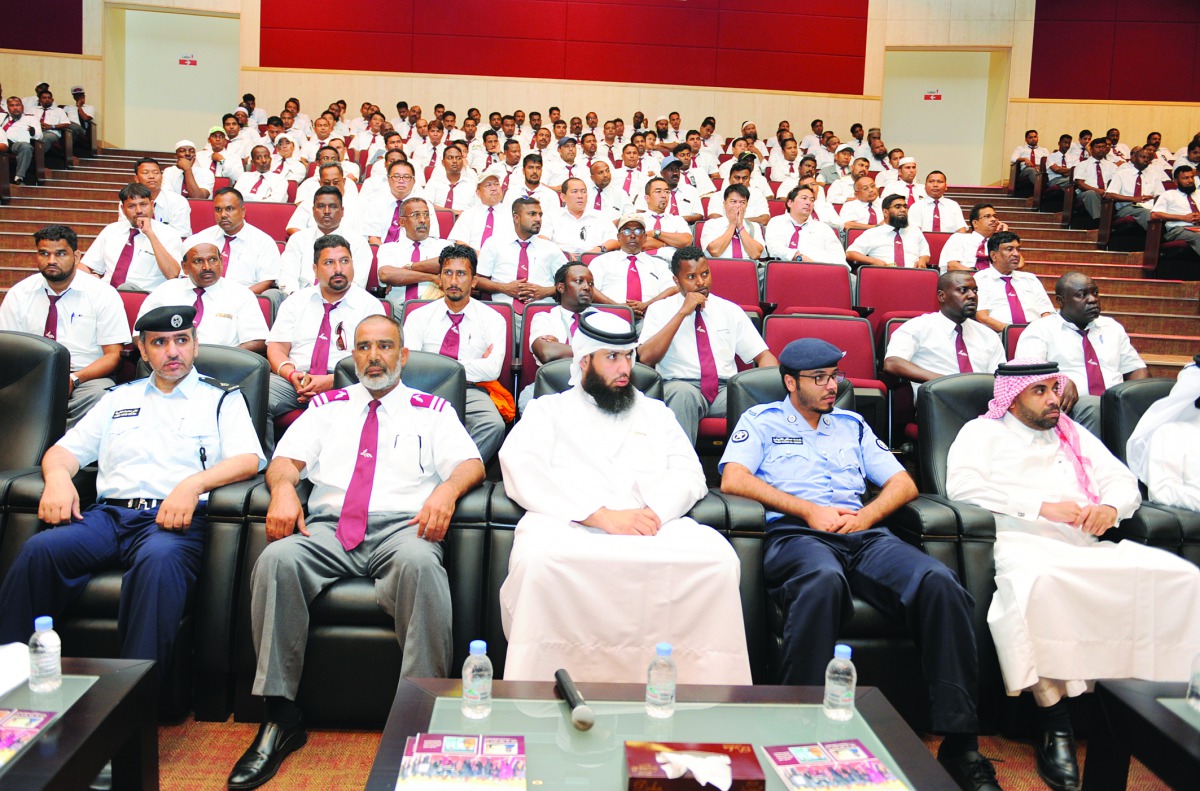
[488,482,524,526]
[889,495,960,543]
[1107,504,1181,549]
[7,467,98,509]
[717,492,766,534]
[688,489,731,532]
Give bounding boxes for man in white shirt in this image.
[1128,359,1200,511]
[1173,140,1200,175]
[881,157,926,207]
[129,157,192,238]
[348,111,387,162]
[64,86,95,141]
[908,171,965,234]
[468,129,500,173]
[825,157,871,205]
[835,176,885,231]
[83,183,183,292]
[543,136,590,189]
[197,126,245,181]
[588,160,631,219]
[162,140,215,200]
[1105,128,1131,162]
[768,137,803,183]
[31,91,70,154]
[241,93,267,127]
[765,184,846,265]
[1150,164,1200,257]
[973,232,1054,332]
[1011,129,1050,189]
[268,134,306,183]
[685,129,720,176]
[1104,146,1161,231]
[816,143,855,185]
[2,96,42,183]
[402,245,509,463]
[799,119,823,154]
[484,139,524,195]
[1045,134,1078,188]
[183,187,281,299]
[611,144,649,198]
[639,247,778,444]
[139,242,268,355]
[701,183,766,261]
[635,156,703,223]
[377,197,453,308]
[476,197,562,317]
[709,161,771,226]
[867,136,894,174]
[1073,137,1119,221]
[672,143,716,196]
[266,234,385,441]
[847,194,930,268]
[290,162,362,235]
[234,145,290,203]
[883,271,1006,397]
[426,145,476,216]
[1015,272,1148,434]
[628,178,691,263]
[590,214,676,320]
[947,360,1200,791]
[300,115,338,162]
[939,203,1003,273]
[503,153,558,215]
[546,177,617,257]
[363,160,441,245]
[448,173,507,251]
[226,110,261,163]
[520,262,594,410]
[0,225,128,427]
[280,186,372,296]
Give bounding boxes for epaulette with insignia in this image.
[410,392,447,412]
[307,388,351,409]
[199,376,239,393]
[745,401,784,417]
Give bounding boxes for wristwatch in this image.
[653,229,661,240]
[70,374,80,387]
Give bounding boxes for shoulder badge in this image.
[731,429,749,443]
[307,388,351,409]
[199,375,239,393]
[410,392,447,412]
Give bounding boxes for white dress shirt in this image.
[233,170,290,203]
[139,277,268,347]
[1010,145,1050,167]
[361,189,442,240]
[63,103,96,127]
[764,215,846,264]
[636,211,693,260]
[974,267,1055,326]
[908,196,966,233]
[401,298,506,383]
[825,177,858,205]
[707,187,771,222]
[278,225,372,295]
[632,184,703,219]
[546,208,617,255]
[476,235,563,306]
[183,222,281,289]
[1014,313,1145,393]
[699,217,765,259]
[848,224,930,267]
[527,305,581,358]
[834,198,883,226]
[0,269,129,370]
[426,177,479,213]
[161,163,215,197]
[1072,158,1119,190]
[938,230,991,273]
[1151,188,1200,231]
[611,166,648,197]
[503,183,560,217]
[1107,167,1163,203]
[0,114,42,144]
[268,284,384,372]
[294,177,360,213]
[195,151,244,180]
[376,236,453,301]
[587,184,632,219]
[881,180,928,205]
[448,203,509,250]
[82,219,183,292]
[639,293,767,381]
[885,311,1006,395]
[588,251,673,303]
[115,191,192,238]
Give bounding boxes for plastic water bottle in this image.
[1187,652,1200,712]
[29,616,62,694]
[645,642,677,718]
[823,644,856,721]
[461,640,492,719]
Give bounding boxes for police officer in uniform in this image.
[0,305,265,681]
[230,314,485,790]
[719,338,1001,791]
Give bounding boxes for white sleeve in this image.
[95,287,133,346]
[1147,425,1200,512]
[947,420,1044,519]
[1014,321,1050,361]
[883,320,920,361]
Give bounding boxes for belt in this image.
[100,498,161,510]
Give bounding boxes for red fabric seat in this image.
[855,265,939,347]
[764,261,852,315]
[708,258,761,315]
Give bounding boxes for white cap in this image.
[174,139,196,151]
[898,156,917,166]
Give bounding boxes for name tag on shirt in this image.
[772,437,803,444]
[113,408,140,419]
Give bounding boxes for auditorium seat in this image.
[709,258,762,315]
[401,299,515,393]
[855,265,939,348]
[436,209,454,233]
[1002,323,1026,359]
[0,345,270,720]
[924,232,952,265]
[764,261,855,316]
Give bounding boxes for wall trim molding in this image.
[0,48,101,61]
[104,2,239,20]
[1014,97,1200,108]
[241,66,881,101]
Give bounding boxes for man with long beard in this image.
[497,311,752,686]
[846,193,930,268]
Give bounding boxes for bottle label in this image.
[464,681,488,703]
[646,685,674,704]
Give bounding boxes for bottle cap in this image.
[656,642,672,657]
[834,644,852,660]
[34,616,53,632]
[469,639,487,655]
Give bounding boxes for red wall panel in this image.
[259,0,866,95]
[1,0,83,55]
[1030,0,1200,101]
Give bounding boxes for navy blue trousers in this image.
[0,504,208,675]
[764,521,979,734]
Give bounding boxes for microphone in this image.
[554,668,595,731]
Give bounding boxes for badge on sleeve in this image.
[731,429,749,443]
[876,438,889,451]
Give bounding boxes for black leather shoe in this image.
[938,749,1003,791]
[1035,730,1080,791]
[227,719,308,790]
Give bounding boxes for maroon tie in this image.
[906,183,915,207]
[669,192,679,215]
[273,158,285,174]
[221,234,235,276]
[502,168,513,192]
[181,178,190,198]
[43,292,62,339]
[1187,194,1199,215]
[788,222,802,251]
[210,159,218,175]
[1075,327,1106,396]
[249,175,264,195]
[892,230,905,266]
[309,302,336,375]
[931,199,942,232]
[652,214,663,231]
[1095,161,1105,190]
[109,228,140,288]
[732,229,744,258]
[445,182,456,210]
[694,309,719,403]
[593,190,603,211]
[385,201,403,244]
[404,242,422,301]
[954,324,972,373]
[1000,276,1026,324]
[626,255,642,301]
[1133,172,1142,198]
[1,118,12,132]
[867,206,877,224]
[623,169,633,193]
[439,311,466,359]
[569,312,580,336]
[975,241,989,269]
[515,240,531,309]
[336,399,380,551]
[193,286,206,327]
[481,206,495,246]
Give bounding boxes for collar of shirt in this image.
[1001,411,1057,447]
[141,366,202,399]
[1056,312,1098,333]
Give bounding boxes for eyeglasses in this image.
[619,227,646,237]
[793,371,846,386]
[334,322,347,351]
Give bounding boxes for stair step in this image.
[1010,228,1095,242]
[11,185,121,201]
[1142,354,1193,377]
[0,205,117,222]
[0,219,109,234]
[0,232,98,249]
[1033,274,1200,299]
[1022,249,1139,264]
[1018,239,1096,251]
[1090,293,1199,315]
[0,265,40,286]
[1110,312,1200,336]
[1025,260,1145,279]
[1128,333,1200,357]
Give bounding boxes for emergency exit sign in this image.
[924,90,942,101]
[179,54,197,66]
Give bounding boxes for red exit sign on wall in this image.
[924,90,942,101]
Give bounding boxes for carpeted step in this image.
[1128,332,1200,357]
[1025,259,1145,278]
[1,202,119,219]
[0,218,109,235]
[1032,274,1199,299]
[1109,311,1200,336]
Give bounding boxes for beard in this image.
[359,363,402,392]
[582,365,636,415]
[888,215,909,231]
[1012,398,1060,430]
[1181,183,1196,195]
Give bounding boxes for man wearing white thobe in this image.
[498,311,752,686]
[1127,358,1200,511]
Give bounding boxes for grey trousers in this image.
[266,373,305,455]
[1070,394,1101,437]
[466,387,505,462]
[9,141,33,179]
[1078,189,1102,219]
[1018,165,1039,187]
[41,130,61,152]
[664,380,728,445]
[250,514,452,699]
[1164,225,1200,257]
[1113,202,1150,230]
[68,378,114,429]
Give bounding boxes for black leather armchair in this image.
[233,351,487,725]
[532,358,664,400]
[1101,379,1199,565]
[0,332,70,509]
[0,344,269,720]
